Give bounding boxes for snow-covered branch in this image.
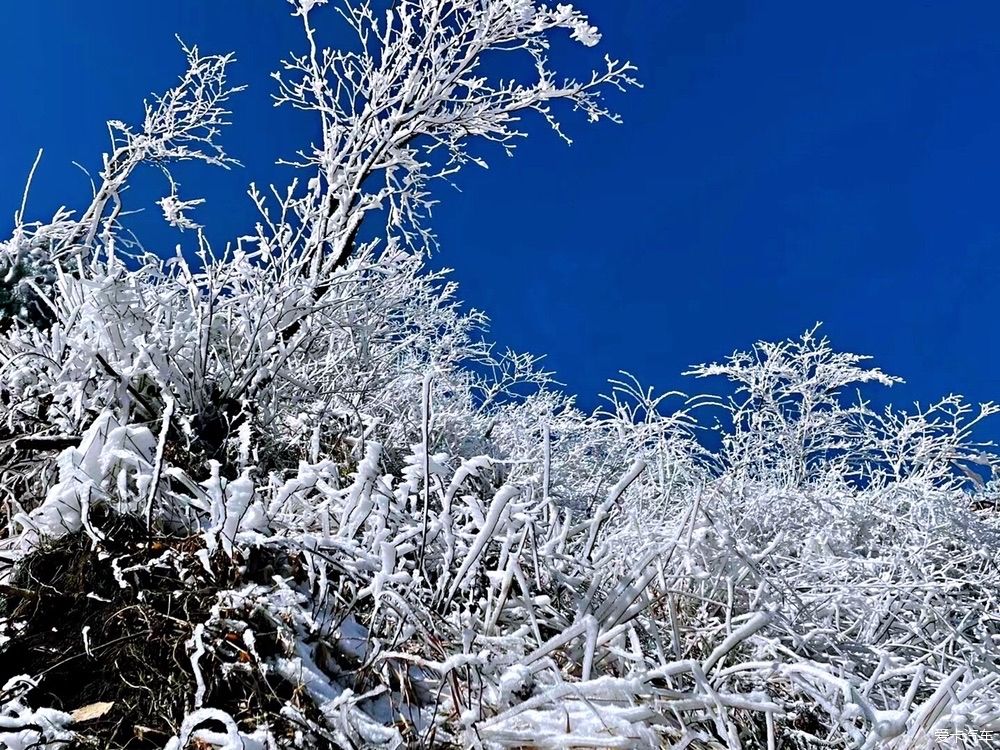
[273,0,639,271]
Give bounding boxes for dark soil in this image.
[0,510,307,749]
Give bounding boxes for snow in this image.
[0,677,74,750]
[12,411,156,552]
[0,2,997,748]
[164,708,274,750]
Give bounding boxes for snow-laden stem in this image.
[418,370,434,567]
[144,393,174,536]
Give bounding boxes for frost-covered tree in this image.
[273,0,638,269]
[687,326,1000,491]
[686,326,902,487]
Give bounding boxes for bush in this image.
[0,3,997,748]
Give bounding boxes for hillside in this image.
[1,2,999,748]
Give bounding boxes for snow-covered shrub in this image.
[686,326,903,489]
[0,2,997,749]
[0,236,58,332]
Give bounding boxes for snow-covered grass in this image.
[1,2,999,748]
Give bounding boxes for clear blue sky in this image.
[2,1,1000,438]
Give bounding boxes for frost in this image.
[164,708,274,750]
[0,2,996,748]
[157,193,205,231]
[12,412,156,551]
[0,706,74,750]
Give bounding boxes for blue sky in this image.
[2,1,1000,438]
